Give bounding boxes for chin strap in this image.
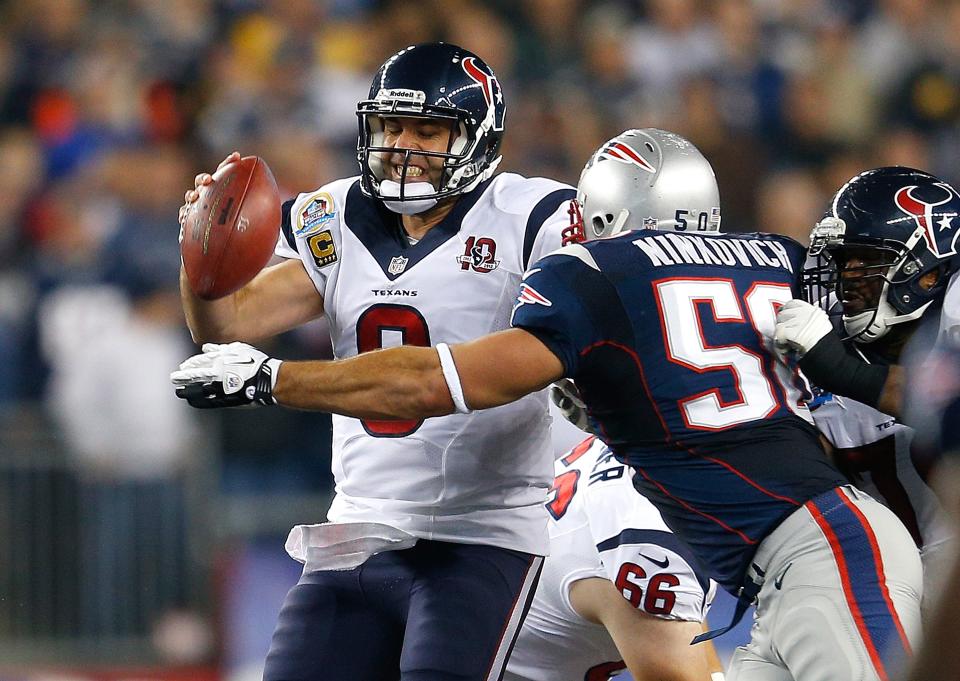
[845,296,933,343]
[378,155,501,215]
[379,180,439,215]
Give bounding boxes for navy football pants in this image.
[263,540,543,681]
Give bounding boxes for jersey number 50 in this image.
[654,278,809,430]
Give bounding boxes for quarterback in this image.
[178,43,581,681]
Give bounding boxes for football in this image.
[181,155,281,300]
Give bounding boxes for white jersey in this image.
[277,173,579,556]
[504,437,715,681]
[811,394,953,554]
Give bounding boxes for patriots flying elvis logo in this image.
[515,283,552,308]
[598,141,656,173]
[509,277,552,325]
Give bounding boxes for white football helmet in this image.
[575,128,721,240]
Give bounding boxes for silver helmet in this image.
[575,129,721,240]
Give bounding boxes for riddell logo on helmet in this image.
[894,183,960,258]
[376,88,426,104]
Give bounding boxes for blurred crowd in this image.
[3,0,960,485]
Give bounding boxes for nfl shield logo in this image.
[388,255,409,275]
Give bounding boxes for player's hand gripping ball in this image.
[180,155,280,300]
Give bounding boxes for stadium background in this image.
[1,0,958,678]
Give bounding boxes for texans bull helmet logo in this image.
[894,182,959,258]
[462,57,505,133]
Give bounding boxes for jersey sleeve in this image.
[510,249,603,377]
[522,188,579,269]
[278,182,351,297]
[274,198,299,259]
[584,465,714,622]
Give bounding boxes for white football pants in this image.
[727,485,922,681]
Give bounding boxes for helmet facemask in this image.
[566,198,588,242]
[803,217,937,343]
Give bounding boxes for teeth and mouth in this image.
[394,164,426,180]
[842,300,865,314]
[840,288,871,313]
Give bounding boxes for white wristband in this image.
[436,343,470,414]
[711,673,726,681]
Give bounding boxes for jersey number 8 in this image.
[356,304,430,437]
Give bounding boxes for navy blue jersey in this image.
[512,230,846,591]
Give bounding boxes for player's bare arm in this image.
[277,328,563,415]
[875,364,905,417]
[274,345,453,418]
[450,329,565,409]
[180,258,323,344]
[171,328,564,414]
[568,577,718,681]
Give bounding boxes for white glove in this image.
[550,378,591,432]
[170,342,282,408]
[774,299,834,359]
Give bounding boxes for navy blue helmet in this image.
[356,43,506,207]
[803,166,960,343]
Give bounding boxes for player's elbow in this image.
[635,664,705,681]
[623,622,713,681]
[186,314,265,345]
[403,372,456,418]
[187,324,236,345]
[877,365,904,419]
[187,325,210,345]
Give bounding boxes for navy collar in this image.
[344,178,493,281]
